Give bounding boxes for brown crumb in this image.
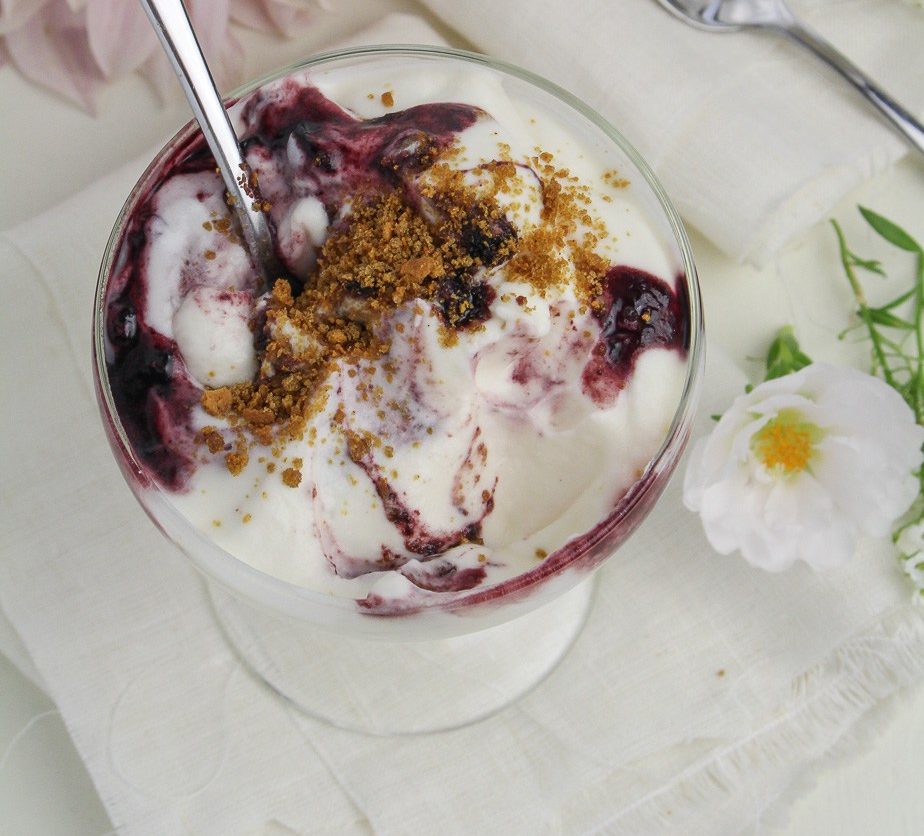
[201,388,232,417]
[380,90,394,107]
[400,255,442,282]
[272,278,293,306]
[535,548,548,559]
[225,449,248,476]
[242,407,275,425]
[345,429,372,462]
[200,426,226,454]
[603,169,630,189]
[282,467,302,488]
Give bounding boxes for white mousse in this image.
[139,64,688,605]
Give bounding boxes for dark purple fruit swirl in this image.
[582,266,688,405]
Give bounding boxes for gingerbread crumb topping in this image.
[197,138,617,480]
[282,467,302,488]
[225,449,249,476]
[199,426,226,454]
[201,387,231,417]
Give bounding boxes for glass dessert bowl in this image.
[93,45,702,730]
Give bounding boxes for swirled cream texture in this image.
[103,61,690,613]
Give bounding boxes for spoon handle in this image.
[778,20,924,158]
[138,0,278,283]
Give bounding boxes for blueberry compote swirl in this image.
[104,72,689,614]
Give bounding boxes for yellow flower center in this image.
[752,410,820,474]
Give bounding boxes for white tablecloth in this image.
[2,3,924,835]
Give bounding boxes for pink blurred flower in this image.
[0,0,314,113]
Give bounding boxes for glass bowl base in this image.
[208,577,596,736]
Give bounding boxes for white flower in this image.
[683,363,924,572]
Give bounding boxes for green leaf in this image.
[859,206,923,254]
[865,307,916,330]
[763,326,813,381]
[848,253,886,276]
[878,287,917,311]
[765,325,798,366]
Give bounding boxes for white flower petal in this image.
[728,413,768,463]
[229,0,277,33]
[762,472,828,529]
[216,27,245,91]
[260,0,312,34]
[86,0,157,78]
[0,0,47,36]
[185,0,245,93]
[697,480,746,554]
[188,0,230,63]
[139,49,175,101]
[815,437,919,538]
[230,0,312,35]
[5,4,102,112]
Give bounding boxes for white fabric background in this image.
[2,8,924,836]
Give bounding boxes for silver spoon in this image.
[139,0,279,285]
[656,0,924,157]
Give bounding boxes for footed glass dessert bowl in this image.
[93,45,703,733]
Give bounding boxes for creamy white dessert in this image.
[103,59,691,617]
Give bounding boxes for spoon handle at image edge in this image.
[138,0,278,285]
[779,20,924,157]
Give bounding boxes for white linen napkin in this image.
[2,11,924,836]
[419,0,924,265]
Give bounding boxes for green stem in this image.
[912,253,924,424]
[831,220,898,390]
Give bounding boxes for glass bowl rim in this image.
[93,43,705,619]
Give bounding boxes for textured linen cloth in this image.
[420,0,924,265]
[2,10,924,836]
